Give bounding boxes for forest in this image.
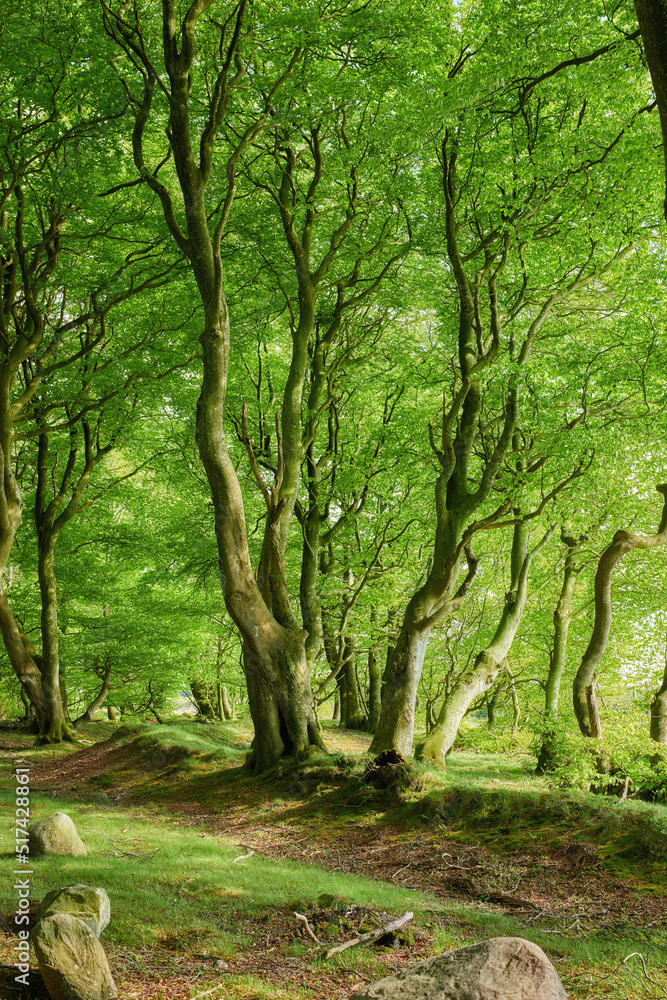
[0,1,667,997]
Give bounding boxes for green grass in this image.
[1,719,666,998]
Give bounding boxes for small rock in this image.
[31,913,118,1000]
[349,936,567,999]
[29,813,87,857]
[36,885,111,938]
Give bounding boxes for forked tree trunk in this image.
[544,534,585,718]
[536,531,585,771]
[73,655,112,730]
[418,521,552,767]
[573,485,667,736]
[370,608,432,756]
[242,624,323,771]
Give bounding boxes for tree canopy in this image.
[1,0,666,792]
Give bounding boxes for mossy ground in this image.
[0,718,665,998]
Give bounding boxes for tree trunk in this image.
[243,626,324,772]
[191,679,217,718]
[0,589,47,728]
[585,673,603,739]
[36,542,74,743]
[634,1,667,221]
[73,655,112,730]
[418,521,552,767]
[573,485,667,736]
[366,608,382,734]
[487,685,501,729]
[544,534,584,718]
[369,607,431,756]
[338,635,364,730]
[650,645,667,743]
[220,684,234,720]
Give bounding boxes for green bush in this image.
[533,717,667,801]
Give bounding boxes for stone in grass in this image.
[36,885,111,938]
[349,936,567,1000]
[32,913,118,1000]
[29,813,87,857]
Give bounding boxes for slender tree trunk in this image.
[487,685,501,729]
[36,541,74,742]
[536,532,585,771]
[339,635,364,730]
[573,485,667,736]
[0,382,47,725]
[650,653,667,744]
[220,684,234,720]
[507,664,520,734]
[73,655,112,730]
[545,535,583,717]
[366,608,382,734]
[299,505,323,672]
[418,521,552,767]
[586,673,603,739]
[0,590,47,726]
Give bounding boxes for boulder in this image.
[349,936,567,1000]
[36,885,110,938]
[31,913,118,1000]
[29,813,87,857]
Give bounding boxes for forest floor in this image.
[0,718,666,1000]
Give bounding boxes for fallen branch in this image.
[618,776,633,802]
[231,850,255,864]
[294,911,323,946]
[94,830,160,861]
[325,911,413,960]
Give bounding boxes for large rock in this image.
[29,813,87,857]
[36,885,110,937]
[31,913,118,1000]
[349,936,567,1000]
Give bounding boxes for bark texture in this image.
[573,485,667,736]
[650,651,667,744]
[634,0,667,218]
[105,1,324,771]
[419,521,553,767]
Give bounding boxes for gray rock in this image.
[31,913,118,1000]
[349,936,567,1000]
[29,813,87,857]
[36,885,110,938]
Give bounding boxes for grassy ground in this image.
[0,718,666,999]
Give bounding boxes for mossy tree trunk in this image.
[418,520,553,768]
[536,530,586,771]
[105,1,329,771]
[573,485,667,736]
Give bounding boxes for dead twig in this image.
[94,830,159,861]
[294,911,323,946]
[230,849,255,864]
[324,911,414,960]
